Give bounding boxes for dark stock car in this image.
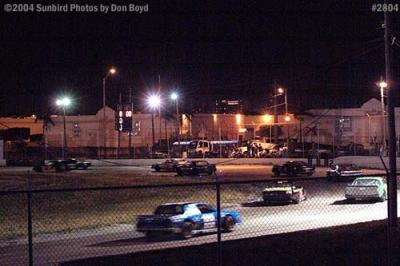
[176,160,216,176]
[64,158,91,170]
[33,160,66,172]
[272,161,315,177]
[326,163,362,181]
[151,159,187,172]
[33,158,91,172]
[263,181,307,204]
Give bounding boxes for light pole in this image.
[271,86,286,144]
[147,94,161,158]
[378,79,387,154]
[56,97,71,159]
[102,67,116,158]
[285,115,291,156]
[171,92,181,156]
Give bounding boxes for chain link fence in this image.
[0,173,394,265]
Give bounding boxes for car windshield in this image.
[353,179,380,186]
[154,204,185,215]
[189,141,198,149]
[265,182,291,188]
[341,165,356,171]
[289,161,306,166]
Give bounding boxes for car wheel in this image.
[176,168,183,176]
[307,172,313,177]
[222,215,235,232]
[145,232,158,240]
[378,192,387,202]
[347,198,355,203]
[33,166,42,172]
[155,165,161,172]
[292,193,300,204]
[181,222,194,239]
[273,170,280,177]
[56,164,66,172]
[83,165,88,170]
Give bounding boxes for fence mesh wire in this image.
[0,193,28,266]
[0,174,392,265]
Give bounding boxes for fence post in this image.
[216,181,222,266]
[27,190,33,266]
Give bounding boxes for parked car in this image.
[64,158,91,170]
[33,158,91,172]
[176,160,216,176]
[33,160,69,173]
[326,163,362,181]
[336,143,369,156]
[272,161,315,177]
[149,152,168,159]
[262,181,306,204]
[136,202,241,239]
[151,159,187,172]
[345,176,387,202]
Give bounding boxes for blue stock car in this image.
[136,202,241,239]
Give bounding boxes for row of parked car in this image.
[152,158,365,181]
[151,159,217,176]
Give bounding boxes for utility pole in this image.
[165,118,169,156]
[158,74,162,150]
[384,0,397,228]
[62,107,67,159]
[273,81,278,144]
[151,112,155,159]
[102,77,106,158]
[128,87,133,157]
[117,92,121,159]
[219,126,222,158]
[380,76,387,153]
[284,90,288,115]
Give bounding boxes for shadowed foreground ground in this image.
[63,220,400,266]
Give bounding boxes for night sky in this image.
[0,0,399,116]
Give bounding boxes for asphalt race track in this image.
[0,165,393,265]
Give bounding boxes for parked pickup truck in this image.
[345,176,387,202]
[136,202,241,239]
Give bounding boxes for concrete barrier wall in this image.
[87,156,400,170]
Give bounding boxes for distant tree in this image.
[35,113,55,160]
